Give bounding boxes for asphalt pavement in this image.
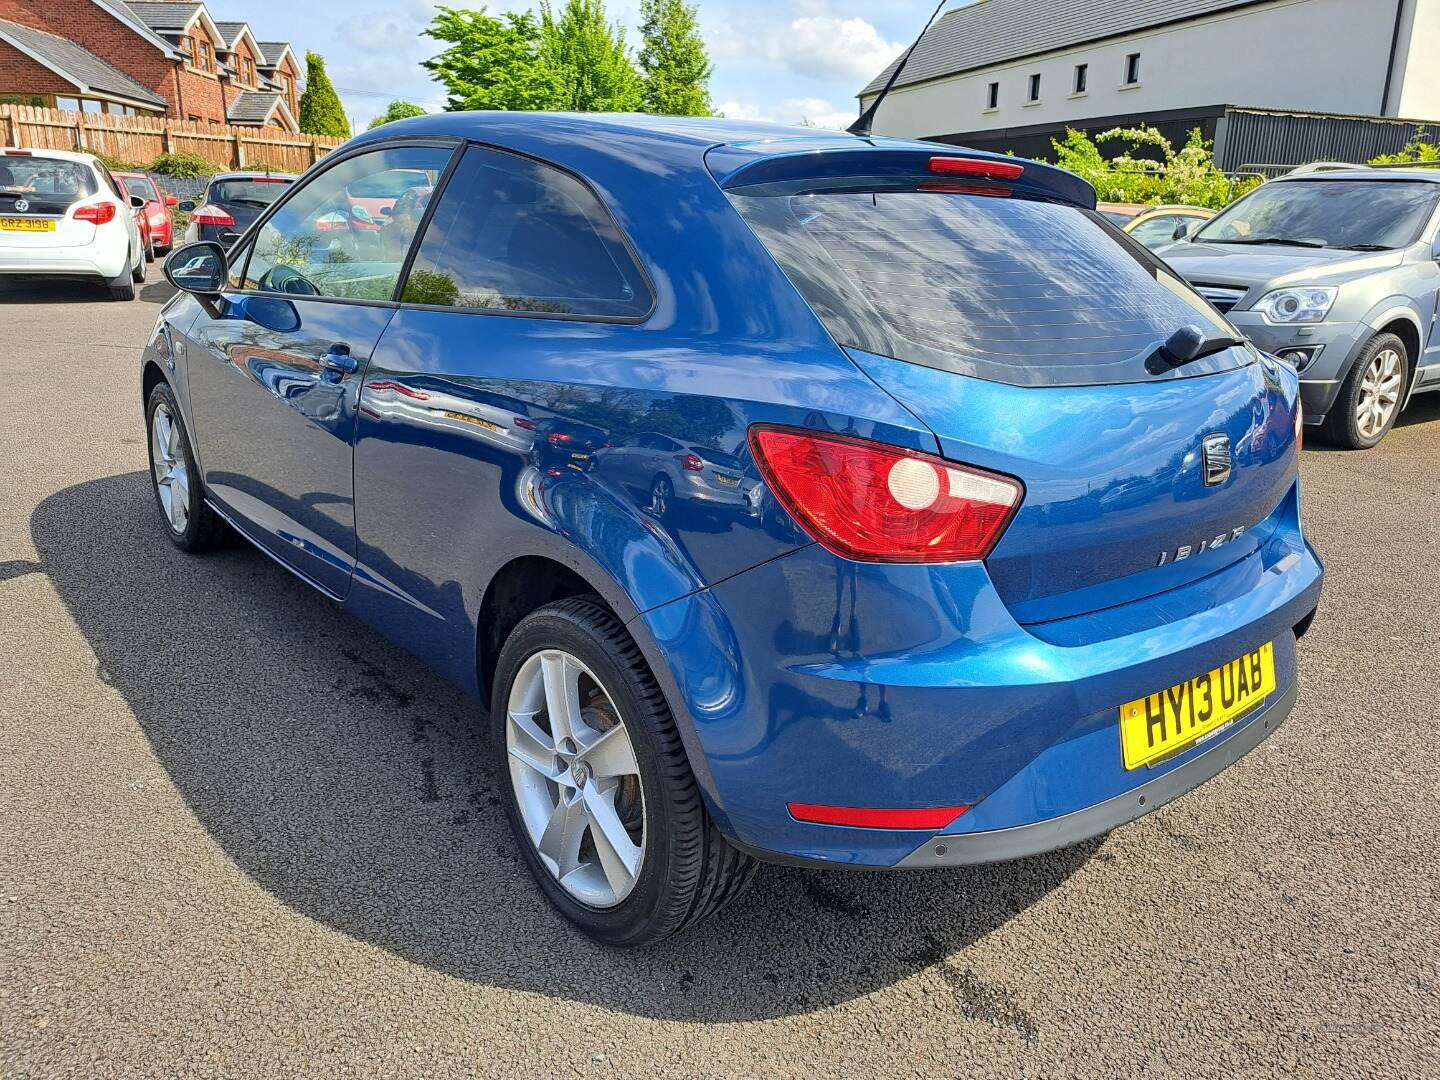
[1,277,1437,1078]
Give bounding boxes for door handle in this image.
[320,343,358,379]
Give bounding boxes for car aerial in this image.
[144,113,1323,945]
[115,171,178,255]
[1097,202,1216,250]
[0,147,149,300]
[1160,168,1440,448]
[179,171,294,247]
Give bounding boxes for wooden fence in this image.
[0,104,345,174]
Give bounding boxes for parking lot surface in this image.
[2,278,1437,1078]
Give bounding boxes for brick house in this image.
[0,0,302,130]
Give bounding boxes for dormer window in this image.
[242,57,255,84]
[197,40,213,73]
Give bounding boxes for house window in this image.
[198,40,213,72]
[82,99,103,113]
[179,34,192,58]
[56,95,80,111]
[1027,73,1041,102]
[986,81,998,109]
[1124,52,1141,85]
[105,101,126,115]
[243,57,254,84]
[1073,63,1087,94]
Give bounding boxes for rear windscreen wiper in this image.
[1204,237,1324,248]
[1145,325,1246,375]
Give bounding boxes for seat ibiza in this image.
[144,114,1323,945]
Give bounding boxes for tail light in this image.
[189,203,235,227]
[928,156,1025,181]
[513,417,536,430]
[748,425,1022,563]
[548,432,572,444]
[678,453,705,472]
[74,202,118,225]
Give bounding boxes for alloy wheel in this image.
[506,649,645,908]
[1356,347,1403,439]
[151,402,190,534]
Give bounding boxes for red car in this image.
[115,171,177,257]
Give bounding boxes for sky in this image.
[233,0,938,131]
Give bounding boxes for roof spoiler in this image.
[709,146,1097,208]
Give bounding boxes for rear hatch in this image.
[724,153,1299,623]
[208,176,292,232]
[0,153,101,249]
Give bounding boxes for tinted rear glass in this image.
[212,179,291,206]
[729,190,1238,388]
[0,156,97,213]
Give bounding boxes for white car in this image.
[0,148,148,300]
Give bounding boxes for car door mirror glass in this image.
[177,200,196,213]
[1172,220,1192,241]
[129,194,148,209]
[164,241,227,295]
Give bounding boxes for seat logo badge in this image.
[1201,433,1232,487]
[13,198,28,213]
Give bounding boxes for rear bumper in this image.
[638,481,1323,868]
[0,251,125,279]
[896,679,1293,866]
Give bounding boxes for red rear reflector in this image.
[548,432,573,443]
[678,453,705,472]
[748,426,1022,563]
[788,803,969,829]
[74,202,117,225]
[928,156,1025,181]
[367,380,429,400]
[190,203,235,226]
[513,416,536,430]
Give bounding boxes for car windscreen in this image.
[211,179,291,206]
[121,176,155,202]
[728,188,1238,388]
[348,170,430,198]
[1194,179,1440,250]
[0,157,97,214]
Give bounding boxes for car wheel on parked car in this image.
[131,245,147,284]
[146,382,227,551]
[491,597,755,946]
[1326,332,1408,449]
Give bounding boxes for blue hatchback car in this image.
[147,113,1323,945]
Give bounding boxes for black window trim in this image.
[390,138,658,326]
[221,134,466,312]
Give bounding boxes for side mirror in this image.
[130,194,148,209]
[1172,220,1193,241]
[177,200,196,213]
[165,194,179,208]
[164,241,227,295]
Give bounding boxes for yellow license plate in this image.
[1119,642,1275,770]
[442,411,502,433]
[0,217,55,232]
[714,474,740,487]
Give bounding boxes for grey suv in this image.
[1162,170,1440,447]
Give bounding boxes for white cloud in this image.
[713,96,857,130]
[775,16,900,82]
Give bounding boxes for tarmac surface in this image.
[2,277,1437,1077]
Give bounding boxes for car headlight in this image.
[1253,286,1337,324]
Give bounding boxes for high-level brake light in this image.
[928,156,1025,181]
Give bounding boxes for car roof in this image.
[2,147,99,165]
[1272,168,1440,183]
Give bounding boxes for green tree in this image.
[637,0,711,116]
[1047,125,1258,209]
[540,0,644,112]
[366,100,427,130]
[299,51,350,138]
[422,6,564,112]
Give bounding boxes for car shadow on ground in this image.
[0,277,173,304]
[31,471,1095,1023]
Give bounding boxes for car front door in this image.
[180,142,458,596]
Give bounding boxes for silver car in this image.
[1161,169,1440,448]
[597,432,760,517]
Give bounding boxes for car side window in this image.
[1128,215,1181,247]
[399,145,651,318]
[240,145,452,302]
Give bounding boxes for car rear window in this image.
[211,178,291,206]
[0,156,97,214]
[728,189,1239,388]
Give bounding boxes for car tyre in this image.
[1323,332,1407,449]
[144,238,155,264]
[146,381,228,552]
[132,246,147,283]
[107,248,137,301]
[492,597,756,946]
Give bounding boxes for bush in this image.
[1370,127,1440,164]
[1046,125,1260,209]
[93,151,144,172]
[146,150,213,179]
